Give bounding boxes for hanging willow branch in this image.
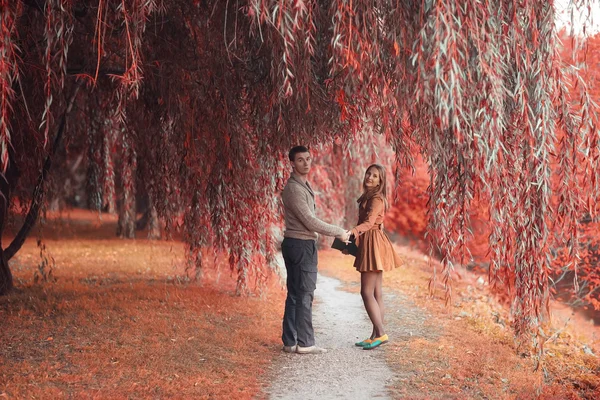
[0,1,19,173]
[2,0,600,350]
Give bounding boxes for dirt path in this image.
[265,273,438,399]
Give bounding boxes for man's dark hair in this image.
[288,146,310,161]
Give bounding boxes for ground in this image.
[265,274,396,399]
[0,210,599,399]
[0,211,284,398]
[317,250,600,399]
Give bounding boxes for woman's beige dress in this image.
[351,194,403,272]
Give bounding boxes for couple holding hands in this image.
[280,146,402,355]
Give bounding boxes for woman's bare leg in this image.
[369,272,384,339]
[374,271,384,329]
[361,271,385,338]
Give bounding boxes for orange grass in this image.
[318,247,600,399]
[0,210,285,399]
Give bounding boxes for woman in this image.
[349,164,402,350]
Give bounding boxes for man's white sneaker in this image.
[296,345,327,354]
[282,345,297,353]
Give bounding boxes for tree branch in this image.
[19,0,45,13]
[67,67,126,76]
[4,81,82,261]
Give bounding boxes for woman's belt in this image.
[368,223,383,231]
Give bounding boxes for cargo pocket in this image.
[299,263,318,292]
[282,243,305,267]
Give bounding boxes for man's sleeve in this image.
[287,186,345,237]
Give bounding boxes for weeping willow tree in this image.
[0,0,599,351]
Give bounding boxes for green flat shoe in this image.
[363,334,388,350]
[355,338,373,347]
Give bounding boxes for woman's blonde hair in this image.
[358,164,389,210]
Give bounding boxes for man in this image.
[281,146,350,355]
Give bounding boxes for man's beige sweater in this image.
[282,174,345,241]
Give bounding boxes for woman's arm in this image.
[351,197,384,238]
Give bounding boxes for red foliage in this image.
[383,32,600,317]
[2,1,600,348]
[385,155,428,244]
[0,0,19,172]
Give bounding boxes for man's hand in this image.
[337,230,350,243]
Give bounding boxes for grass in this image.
[0,210,285,399]
[318,246,600,399]
[2,209,599,399]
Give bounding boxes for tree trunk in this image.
[117,140,136,239]
[134,196,160,239]
[4,83,81,260]
[0,250,12,296]
[147,204,160,239]
[102,121,116,214]
[0,171,10,295]
[0,82,81,295]
[86,127,103,211]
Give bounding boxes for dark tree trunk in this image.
[0,250,12,295]
[117,139,136,239]
[0,174,12,295]
[102,122,116,214]
[0,82,81,295]
[135,197,160,239]
[147,204,160,239]
[86,123,103,211]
